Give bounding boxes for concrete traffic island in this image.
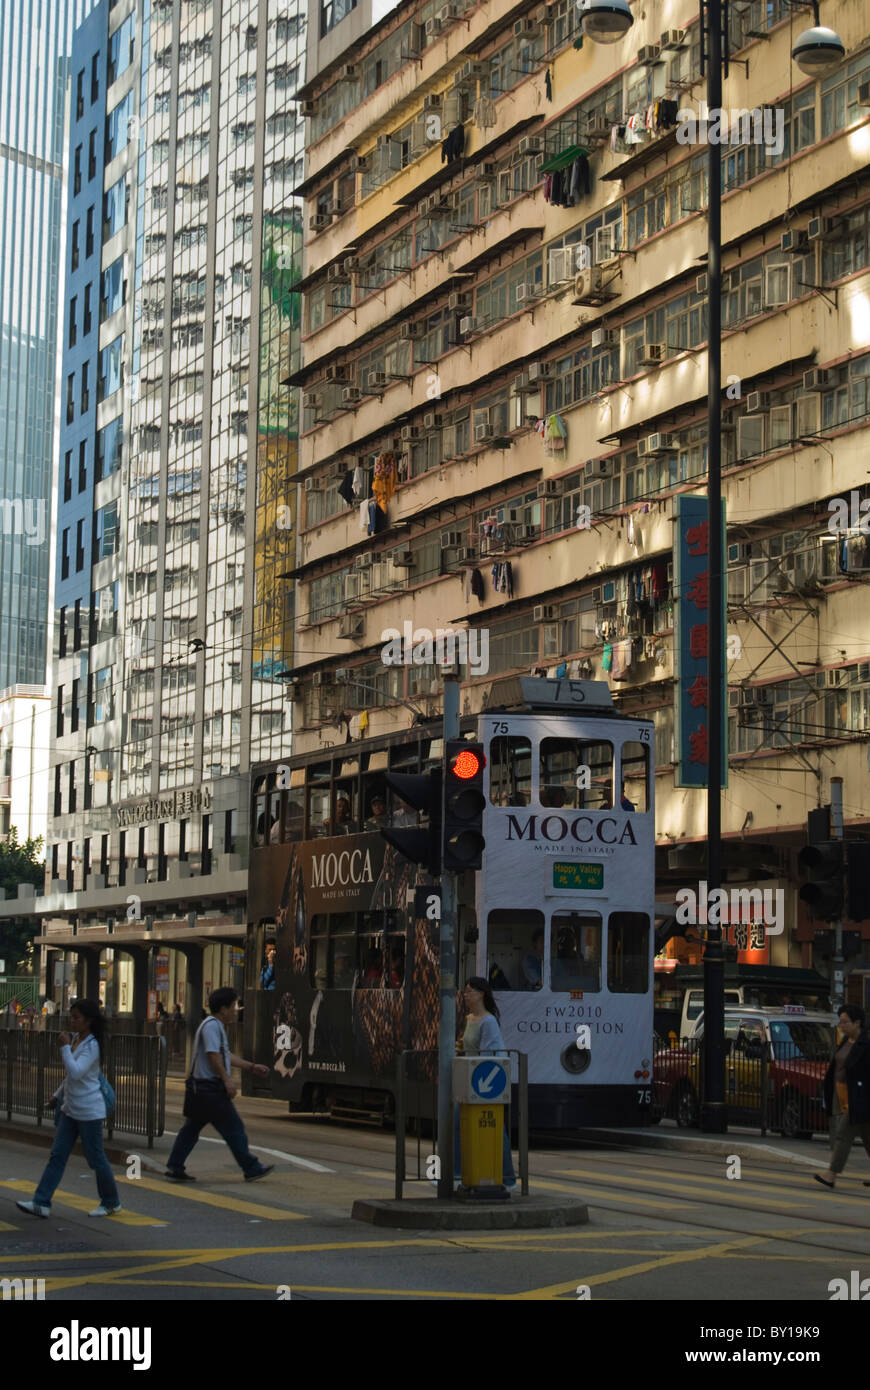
[352,1194,589,1229]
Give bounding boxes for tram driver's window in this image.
[487,908,546,991]
[489,736,532,807]
[540,739,613,810]
[619,741,649,813]
[550,912,601,993]
[607,912,650,994]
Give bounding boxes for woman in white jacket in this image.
[16,999,121,1219]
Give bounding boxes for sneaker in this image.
[89,1204,123,1217]
[164,1169,196,1181]
[16,1199,50,1218]
[244,1164,274,1183]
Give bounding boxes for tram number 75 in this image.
[637,1088,652,1105]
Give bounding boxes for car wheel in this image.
[675,1083,699,1128]
[779,1090,804,1140]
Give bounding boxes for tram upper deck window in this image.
[619,740,650,813]
[487,908,546,990]
[489,736,532,807]
[540,739,613,810]
[607,912,650,993]
[307,763,332,837]
[551,912,601,992]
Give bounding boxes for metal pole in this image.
[437,676,460,1199]
[830,777,844,1009]
[701,0,727,1134]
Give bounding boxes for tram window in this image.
[267,791,282,842]
[489,736,532,806]
[258,924,277,990]
[550,912,601,993]
[357,909,404,988]
[486,908,546,991]
[540,739,613,810]
[253,790,268,846]
[607,912,650,993]
[325,787,359,836]
[284,796,304,842]
[307,786,331,837]
[619,741,649,812]
[310,911,358,989]
[362,782,388,831]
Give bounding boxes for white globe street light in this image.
[577,0,634,44]
[791,26,846,77]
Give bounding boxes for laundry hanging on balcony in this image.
[352,462,366,496]
[338,470,355,505]
[541,145,592,206]
[441,122,465,163]
[367,499,388,535]
[472,96,496,128]
[535,413,567,454]
[372,452,398,507]
[491,561,513,596]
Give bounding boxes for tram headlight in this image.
[561,1044,591,1074]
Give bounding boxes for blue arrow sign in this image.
[470,1061,507,1100]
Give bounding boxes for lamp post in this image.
[578,0,843,1131]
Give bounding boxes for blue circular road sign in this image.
[470,1060,508,1100]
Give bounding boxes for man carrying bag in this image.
[166,987,273,1183]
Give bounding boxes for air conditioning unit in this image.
[339,64,358,81]
[325,364,349,382]
[514,16,541,36]
[355,154,370,172]
[367,371,389,390]
[449,292,471,312]
[517,135,544,157]
[516,282,543,303]
[639,342,667,366]
[438,2,459,22]
[343,257,360,275]
[696,273,708,295]
[326,264,348,283]
[660,28,685,48]
[304,476,323,493]
[353,553,372,571]
[745,391,769,413]
[301,100,318,117]
[401,425,419,441]
[423,93,443,111]
[591,327,619,349]
[803,368,829,391]
[637,43,661,64]
[302,392,321,411]
[455,548,476,564]
[643,433,675,455]
[781,229,809,253]
[311,671,325,688]
[537,479,562,497]
[338,614,365,639]
[825,667,844,687]
[527,361,551,383]
[584,118,611,144]
[533,603,559,622]
[341,387,361,405]
[459,315,478,336]
[400,322,424,341]
[309,213,331,231]
[392,550,415,569]
[520,525,537,540]
[808,214,844,241]
[475,422,494,442]
[514,374,530,394]
[441,530,464,547]
[423,411,443,429]
[574,266,607,302]
[425,16,442,36]
[477,161,498,181]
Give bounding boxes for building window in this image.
[91,52,100,102]
[73,598,82,649]
[75,520,85,573]
[58,610,67,659]
[88,129,97,179]
[63,451,72,502]
[83,283,92,334]
[70,680,80,733]
[103,177,128,242]
[56,686,64,737]
[320,0,357,39]
[94,501,120,560]
[86,206,95,257]
[78,440,87,492]
[71,221,80,271]
[80,362,90,413]
[98,335,124,401]
[108,15,135,85]
[68,296,77,348]
[96,416,123,480]
[76,69,84,118]
[100,258,126,321]
[61,529,70,580]
[74,145,82,195]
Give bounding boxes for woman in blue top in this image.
[16,998,121,1219]
[456,977,516,1189]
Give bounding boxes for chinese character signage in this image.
[675,495,727,788]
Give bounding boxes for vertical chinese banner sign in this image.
[674,495,727,788]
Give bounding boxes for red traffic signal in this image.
[449,748,483,781]
[444,740,486,872]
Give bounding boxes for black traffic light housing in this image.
[380,769,441,876]
[443,739,486,872]
[797,840,844,921]
[846,841,870,922]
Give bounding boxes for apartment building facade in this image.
[0,0,305,1025]
[288,0,870,993]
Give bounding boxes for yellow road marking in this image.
[514,1232,766,1299]
[0,1180,165,1227]
[119,1175,305,1221]
[551,1169,809,1210]
[529,1176,685,1211]
[0,1220,15,1231]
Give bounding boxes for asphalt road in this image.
[1,1082,868,1303]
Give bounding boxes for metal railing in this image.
[653,1036,830,1136]
[0,1030,167,1146]
[393,1048,529,1198]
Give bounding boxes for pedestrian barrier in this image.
[653,1035,829,1137]
[393,1047,529,1197]
[0,1028,166,1147]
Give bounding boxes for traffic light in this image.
[846,841,870,922]
[797,840,844,921]
[380,769,441,875]
[443,740,486,872]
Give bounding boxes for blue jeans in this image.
[167,1084,261,1176]
[454,1104,516,1186]
[34,1113,119,1209]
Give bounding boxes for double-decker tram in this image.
[246,676,656,1128]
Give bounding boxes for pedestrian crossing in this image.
[0,1176,308,1226]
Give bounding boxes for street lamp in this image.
[579,0,844,1132]
[577,0,633,43]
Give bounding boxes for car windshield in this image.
[769,1020,833,1061]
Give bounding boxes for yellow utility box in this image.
[453,1057,511,1191]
